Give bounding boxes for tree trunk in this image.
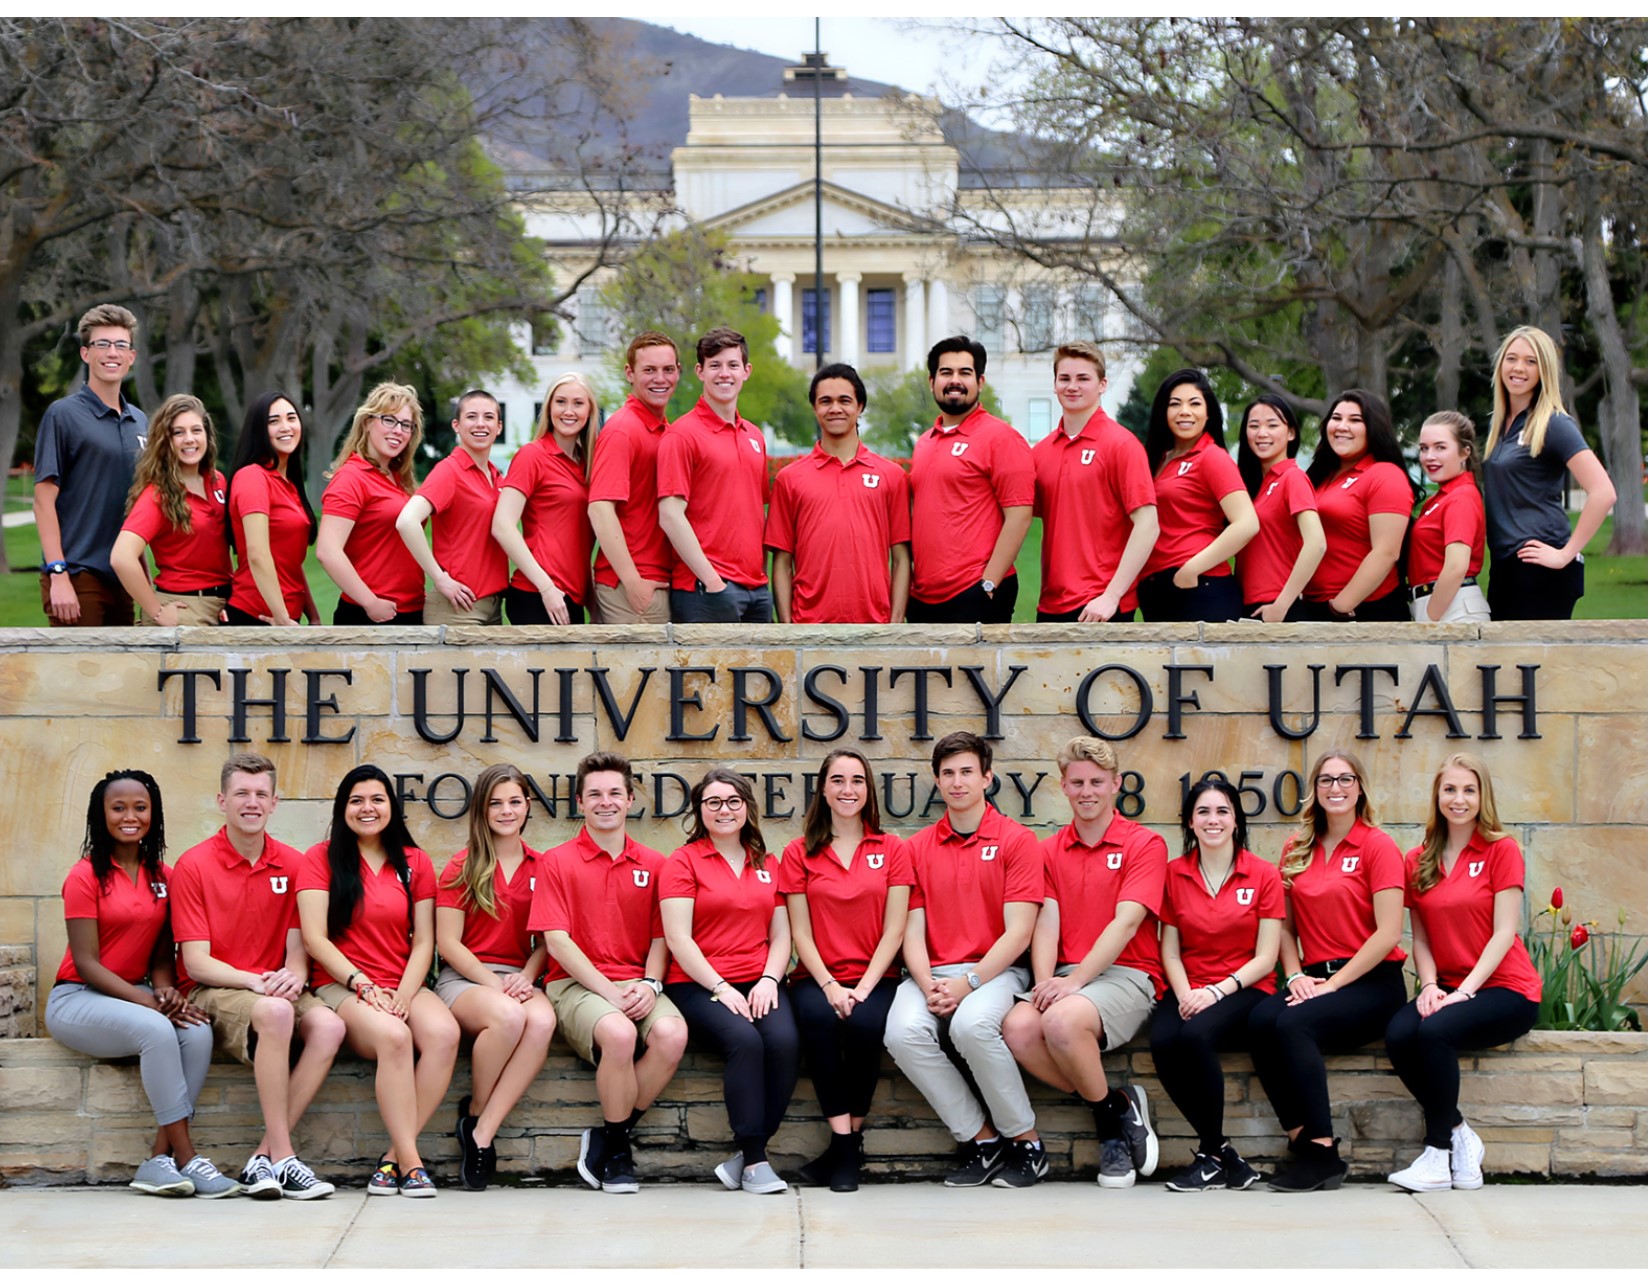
[162,275,200,399]
[1436,252,1465,410]
[0,268,24,574]
[1577,190,1645,555]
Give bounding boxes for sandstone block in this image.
[1584,1060,1648,1104]
[1549,1146,1647,1176]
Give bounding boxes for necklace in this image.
[1198,855,1233,897]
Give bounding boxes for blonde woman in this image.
[435,764,555,1190]
[111,394,231,625]
[316,382,426,624]
[1483,326,1616,619]
[1409,411,1489,623]
[492,373,598,625]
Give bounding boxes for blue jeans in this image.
[670,581,772,623]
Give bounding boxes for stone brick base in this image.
[1,1031,1642,1186]
[0,947,32,1040]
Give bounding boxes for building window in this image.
[529,314,559,356]
[751,286,769,314]
[1020,285,1055,352]
[574,287,610,350]
[1068,284,1108,343]
[803,288,831,355]
[866,288,896,353]
[972,285,1005,354]
[1026,397,1053,442]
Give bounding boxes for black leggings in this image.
[669,979,799,1164]
[791,978,897,1121]
[1137,570,1243,623]
[1293,589,1408,622]
[332,600,423,625]
[505,588,586,626]
[1487,554,1584,620]
[1385,989,1538,1148]
[1149,987,1267,1152]
[1247,961,1406,1140]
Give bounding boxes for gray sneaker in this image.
[714,1152,745,1191]
[740,1161,788,1194]
[179,1155,242,1199]
[1097,1137,1136,1188]
[130,1154,194,1197]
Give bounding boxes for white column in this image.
[838,272,861,366]
[771,273,795,364]
[904,275,925,369]
[927,277,950,350]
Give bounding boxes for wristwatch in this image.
[641,977,663,994]
[964,970,982,991]
[980,578,996,596]
[41,560,68,575]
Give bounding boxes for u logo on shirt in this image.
[528,876,536,890]
[1340,856,1360,873]
[632,869,650,888]
[214,489,226,504]
[1236,887,1255,905]
[748,438,761,453]
[1105,852,1123,870]
[863,473,881,489]
[1340,475,1361,489]
[150,882,168,899]
[1176,460,1194,476]
[1468,861,1485,878]
[979,844,999,862]
[1265,479,1280,498]
[269,876,289,895]
[1080,449,1096,465]
[755,869,772,884]
[951,441,969,457]
[866,854,885,869]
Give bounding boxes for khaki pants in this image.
[592,581,670,625]
[423,588,504,626]
[138,590,225,626]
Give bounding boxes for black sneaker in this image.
[943,1139,1005,1187]
[1119,1084,1159,1177]
[992,1138,1049,1189]
[456,1096,485,1191]
[1165,1150,1227,1192]
[600,1145,639,1195]
[1097,1137,1136,1188]
[1266,1138,1347,1192]
[577,1127,607,1191]
[1219,1143,1262,1190]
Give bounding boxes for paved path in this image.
[0,1183,1643,1267]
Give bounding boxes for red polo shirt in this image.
[659,839,782,984]
[1237,460,1317,605]
[416,449,509,598]
[1032,409,1156,615]
[906,805,1042,967]
[437,845,541,968]
[321,453,423,610]
[656,399,769,589]
[588,395,675,589]
[122,474,233,593]
[1307,454,1414,602]
[764,442,912,622]
[530,829,666,982]
[1161,849,1284,994]
[1144,431,1245,578]
[297,843,437,988]
[228,464,311,620]
[908,407,1034,604]
[56,859,172,985]
[500,433,593,604]
[1407,471,1485,587]
[1284,820,1406,966]
[776,831,913,984]
[1041,815,1168,993]
[1405,833,1541,1001]
[170,829,302,995]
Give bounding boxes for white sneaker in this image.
[1388,1145,1451,1193]
[1450,1121,1485,1190]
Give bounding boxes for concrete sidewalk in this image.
[0,1183,1643,1268]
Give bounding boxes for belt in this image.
[1302,958,1355,977]
[1409,576,1477,601]
[166,584,232,598]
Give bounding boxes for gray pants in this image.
[884,965,1035,1141]
[46,982,213,1126]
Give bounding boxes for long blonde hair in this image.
[536,372,600,481]
[331,381,424,494]
[1411,753,1506,895]
[454,764,531,918]
[125,394,218,530]
[1487,326,1568,461]
[1279,749,1379,884]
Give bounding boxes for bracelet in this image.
[757,974,779,986]
[1208,984,1225,1001]
[1227,974,1242,993]
[346,971,361,991]
[1421,981,1438,991]
[1459,989,1476,999]
[1285,972,1306,986]
[821,978,840,988]
[710,979,728,1001]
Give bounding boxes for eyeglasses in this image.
[700,796,745,812]
[373,414,415,433]
[86,339,134,352]
[1316,773,1359,789]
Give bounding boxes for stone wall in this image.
[0,946,33,1040]
[1,1031,1642,1185]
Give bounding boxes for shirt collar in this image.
[809,440,871,469]
[625,395,670,431]
[76,381,137,422]
[937,805,1001,844]
[210,827,279,872]
[691,398,750,432]
[574,827,639,864]
[1438,471,1476,494]
[1051,407,1116,447]
[927,404,991,438]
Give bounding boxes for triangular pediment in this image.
[704,180,936,240]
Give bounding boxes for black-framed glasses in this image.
[373,414,415,433]
[1316,773,1359,789]
[700,795,745,812]
[86,339,134,352]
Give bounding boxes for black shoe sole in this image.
[1267,1171,1346,1193]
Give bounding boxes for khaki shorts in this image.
[546,977,683,1064]
[1020,964,1156,1052]
[423,588,504,627]
[434,962,524,1010]
[188,985,331,1064]
[311,982,354,1012]
[139,590,226,626]
[591,581,670,626]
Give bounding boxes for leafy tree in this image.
[860,366,1005,458]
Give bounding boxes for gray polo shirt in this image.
[1482,409,1587,560]
[33,381,148,576]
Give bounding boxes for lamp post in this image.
[813,17,824,371]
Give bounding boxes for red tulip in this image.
[1551,887,1564,909]
[1570,925,1589,951]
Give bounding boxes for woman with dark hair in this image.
[777,749,912,1192]
[224,391,318,626]
[1138,369,1257,622]
[1151,778,1282,1192]
[1234,395,1324,623]
[45,770,237,1198]
[1301,389,1418,621]
[1248,750,1406,1192]
[1409,411,1490,622]
[296,764,458,1198]
[435,764,555,1190]
[660,768,799,1195]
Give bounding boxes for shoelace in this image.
[283,1160,319,1188]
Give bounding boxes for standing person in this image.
[1151,778,1283,1193]
[111,394,231,626]
[657,327,772,622]
[883,732,1044,1188]
[659,770,798,1194]
[395,390,509,626]
[1409,411,1490,623]
[44,770,236,1198]
[34,304,147,626]
[588,332,681,624]
[435,764,555,1190]
[1385,755,1542,1192]
[907,336,1034,623]
[533,752,688,1194]
[1482,326,1617,620]
[1003,737,1166,1189]
[171,753,344,1200]
[1235,395,1325,623]
[1031,342,1158,623]
[223,392,319,626]
[317,383,426,625]
[1137,369,1258,622]
[1300,389,1417,621]
[767,364,912,624]
[1248,750,1407,1192]
[492,373,597,625]
[778,749,913,1192]
[296,765,459,1199]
